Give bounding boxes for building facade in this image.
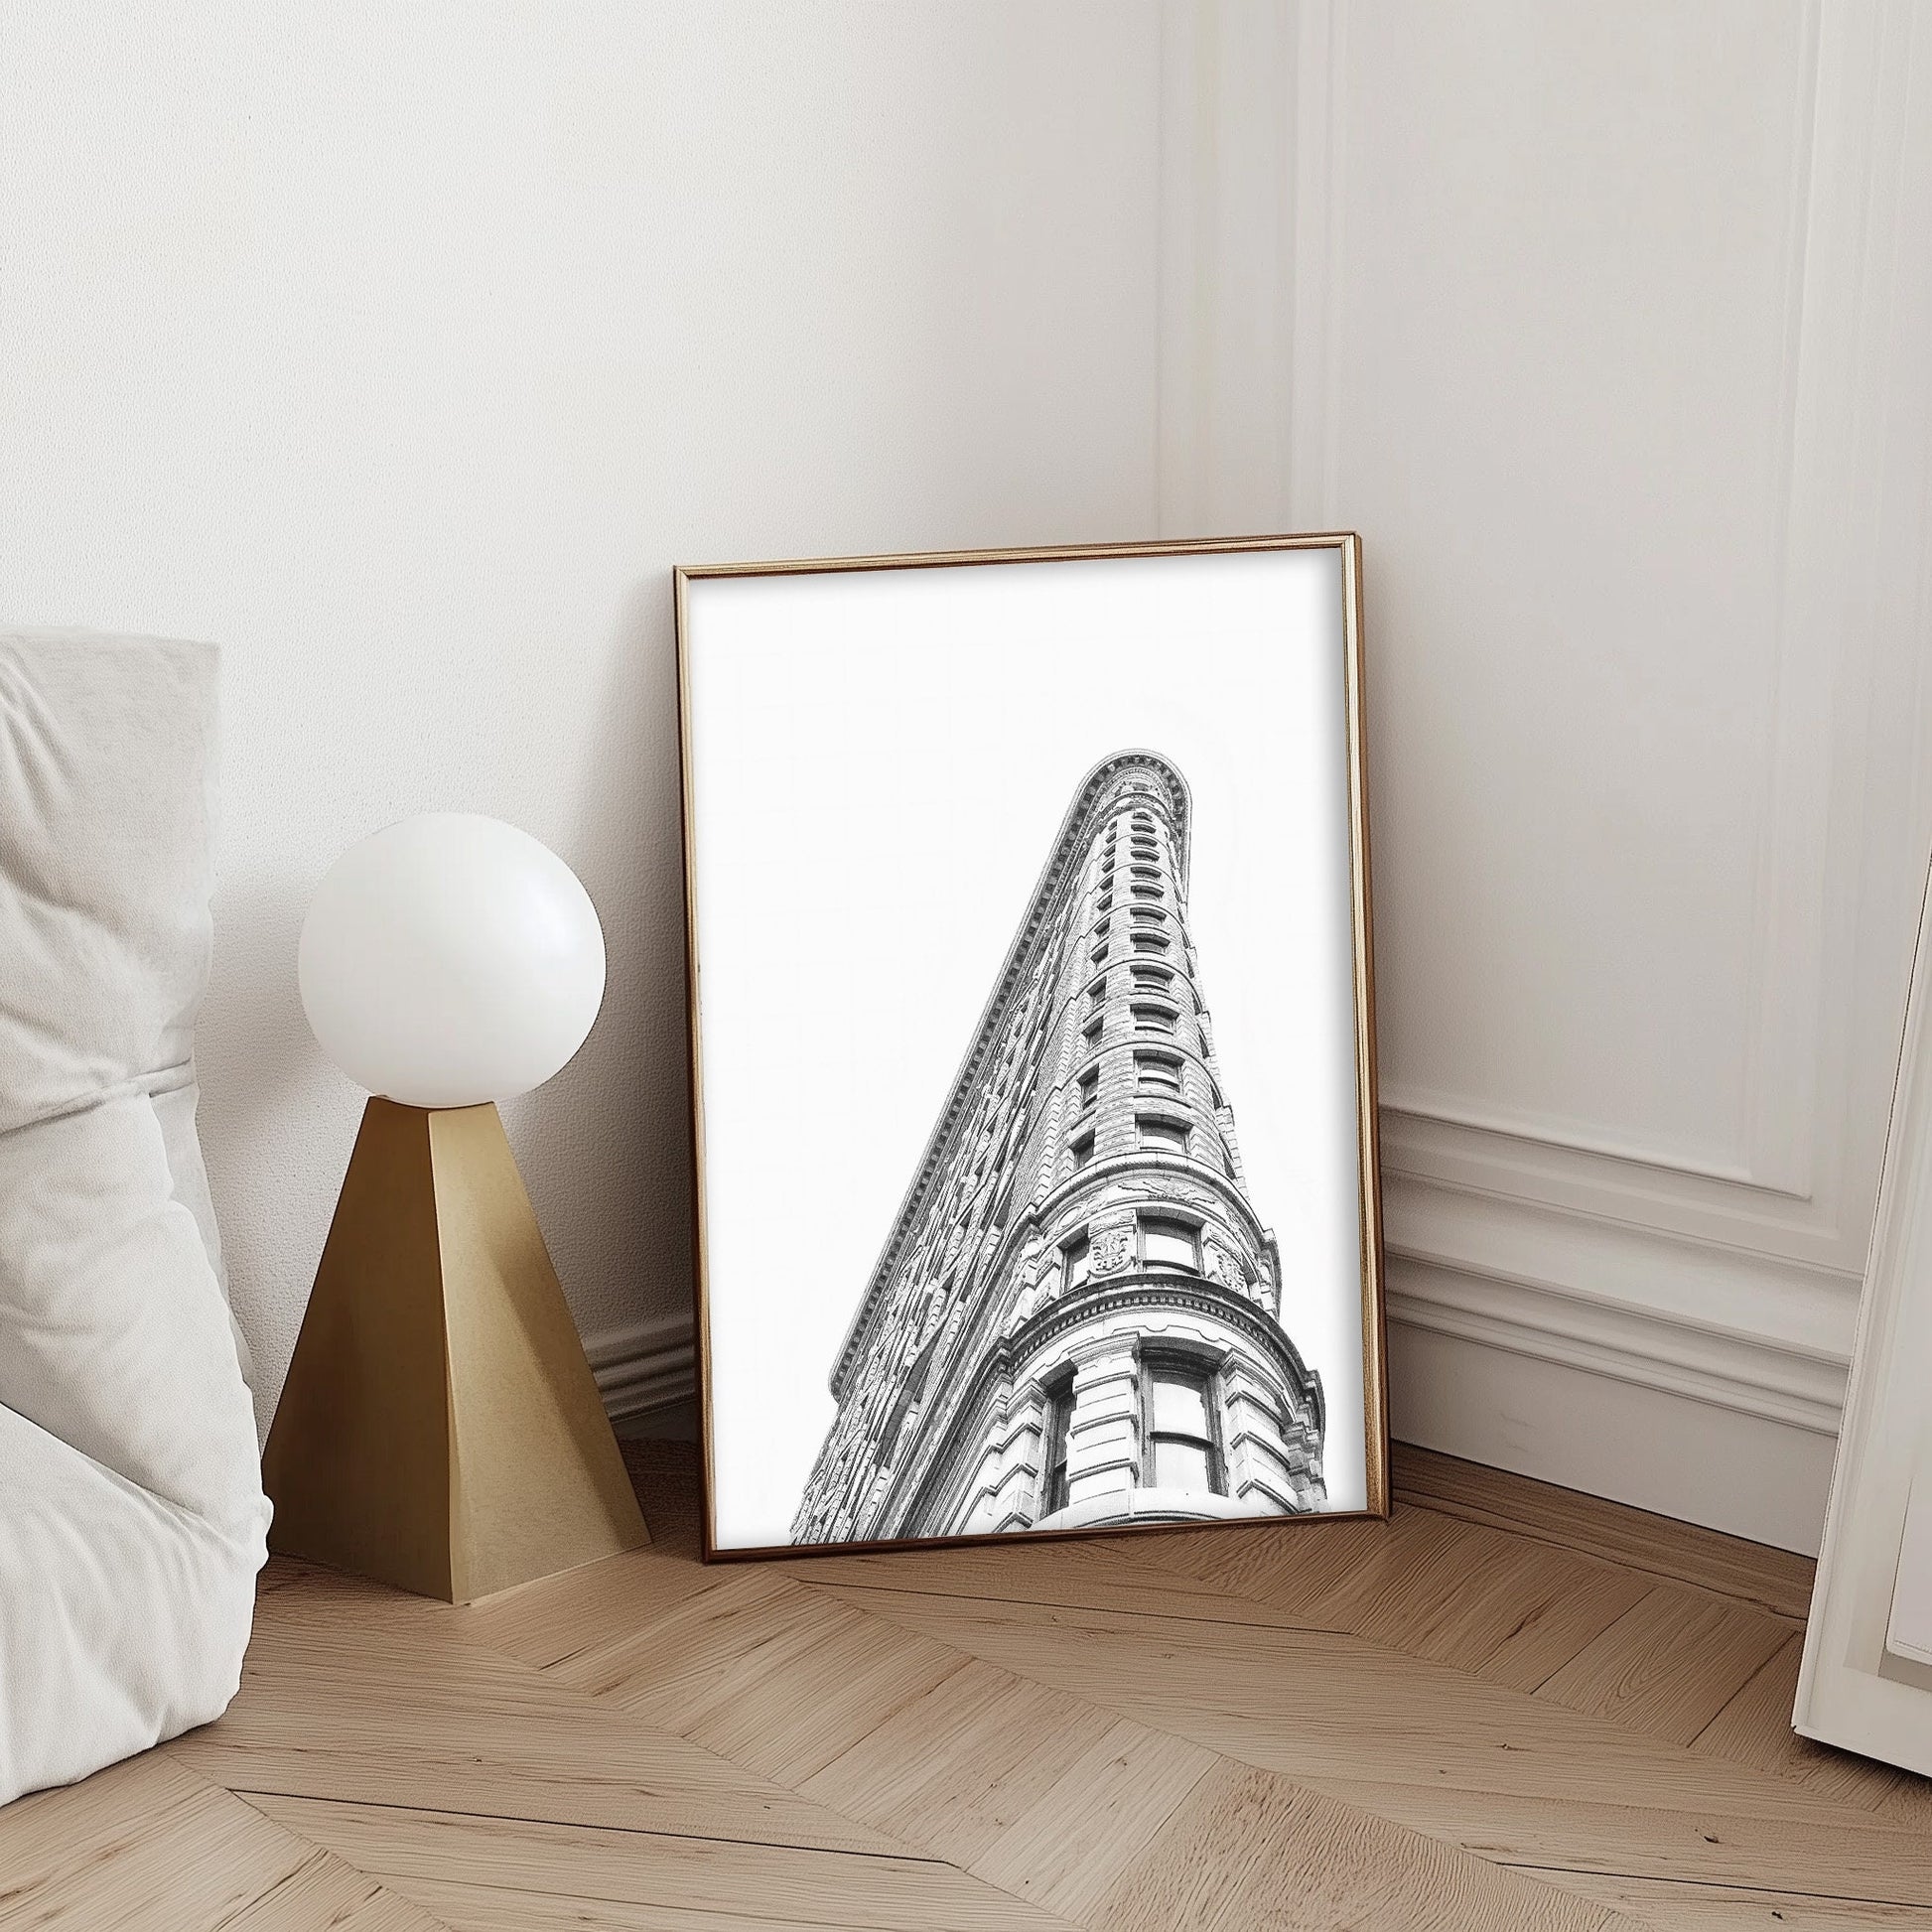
[791,751,1326,1545]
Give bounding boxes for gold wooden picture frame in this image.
[675,534,1386,1562]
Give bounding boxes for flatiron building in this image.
[791,751,1326,1544]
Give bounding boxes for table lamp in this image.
[262,812,648,1601]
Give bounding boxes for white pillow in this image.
[0,630,269,1803]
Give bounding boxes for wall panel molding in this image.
[1156,0,1932,1549]
[588,1308,697,1430]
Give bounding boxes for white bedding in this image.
[0,631,268,1805]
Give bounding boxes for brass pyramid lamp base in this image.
[264,1097,649,1602]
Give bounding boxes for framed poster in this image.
[676,535,1386,1560]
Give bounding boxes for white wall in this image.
[0,2,1163,1433]
[1160,0,1932,1551]
[7,1,1930,1556]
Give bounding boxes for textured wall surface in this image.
[0,3,1164,1430]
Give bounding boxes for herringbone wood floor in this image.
[6,1443,1931,1929]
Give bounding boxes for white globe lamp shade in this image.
[299,813,607,1109]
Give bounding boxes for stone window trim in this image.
[1133,1047,1185,1095]
[1058,1037,1223,1102]
[1131,1001,1180,1035]
[1136,1112,1190,1156]
[1068,1128,1096,1172]
[1036,1369,1076,1518]
[1138,1344,1228,1497]
[1138,1210,1202,1273]
[1060,1230,1092,1296]
[1130,903,1168,924]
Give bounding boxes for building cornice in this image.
[828,750,1191,1398]
[1008,1275,1321,1407]
[880,1272,1322,1536]
[1030,1149,1272,1252]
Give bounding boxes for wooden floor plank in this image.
[250,1792,1080,1932]
[554,1565,968,1786]
[385,1875,1013,1932]
[170,1565,910,1858]
[1127,1459,1932,1820]
[1537,1585,1795,1744]
[1303,1778,1932,1908]
[808,1582,1869,1823]
[220,1846,454,1931]
[1691,1634,1918,1814]
[1099,1509,1389,1621]
[968,1717,1219,1921]
[803,1579,1932,1906]
[18,1440,1930,1931]
[453,1542,718,1672]
[798,1656,1132,1865]
[1534,1867,1932,1928]
[1088,1759,1621,1932]
[496,1518,1660,1927]
[1293,1501,1659,1690]
[1392,1446,1818,1620]
[606,1581,1645,1931]
[0,1753,447,1932]
[1874,1773,1932,1831]
[765,1531,1326,1629]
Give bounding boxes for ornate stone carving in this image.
[792,752,1326,1545]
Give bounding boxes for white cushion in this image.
[0,630,268,1804]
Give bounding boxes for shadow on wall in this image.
[499,575,696,1389]
[200,579,697,1442]
[196,866,350,1442]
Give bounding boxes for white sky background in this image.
[685,549,1366,1548]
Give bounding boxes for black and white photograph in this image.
[678,538,1385,1558]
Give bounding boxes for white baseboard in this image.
[585,1309,697,1430]
[1384,1168,1858,1555]
[1389,1320,1837,1556]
